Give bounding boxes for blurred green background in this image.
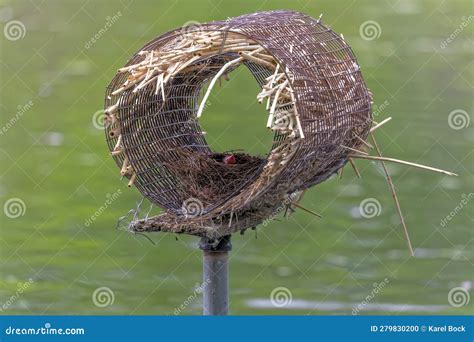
[0,0,472,315]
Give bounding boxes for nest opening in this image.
[162,149,265,208]
[197,63,274,155]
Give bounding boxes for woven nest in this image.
[104,10,373,239]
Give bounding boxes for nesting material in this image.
[160,149,265,204]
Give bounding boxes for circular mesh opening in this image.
[198,64,273,156]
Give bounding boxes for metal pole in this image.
[199,235,232,315]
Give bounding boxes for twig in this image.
[269,80,289,116]
[239,51,275,69]
[109,127,120,138]
[370,133,414,257]
[288,190,306,217]
[105,113,117,126]
[133,232,156,245]
[347,154,458,176]
[370,117,392,132]
[289,88,305,139]
[348,158,361,178]
[196,57,243,118]
[340,145,368,155]
[127,172,137,187]
[113,134,122,151]
[155,73,164,96]
[105,103,119,115]
[120,157,130,176]
[264,64,280,112]
[353,133,373,149]
[291,202,322,218]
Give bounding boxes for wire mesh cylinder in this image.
[104,10,372,237]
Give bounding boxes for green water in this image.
[0,0,472,315]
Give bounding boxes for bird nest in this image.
[105,10,457,255]
[103,9,374,240]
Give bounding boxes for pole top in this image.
[199,235,232,252]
